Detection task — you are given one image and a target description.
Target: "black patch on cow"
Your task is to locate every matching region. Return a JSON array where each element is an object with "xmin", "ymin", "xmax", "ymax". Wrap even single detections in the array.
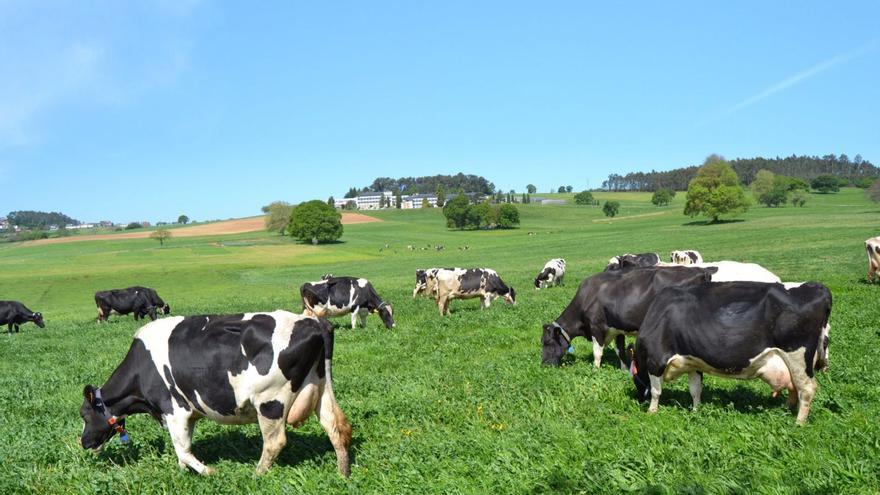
[
  {"xmin": 241, "ymin": 314, "xmax": 277, "ymax": 375},
  {"xmin": 485, "ymin": 273, "xmax": 510, "ymax": 295},
  {"xmin": 163, "ymin": 365, "xmax": 194, "ymax": 411},
  {"xmin": 278, "ymin": 318, "xmax": 331, "ymax": 392},
  {"xmin": 167, "ymin": 314, "xmax": 272, "ymax": 416},
  {"xmin": 687, "ymin": 251, "xmax": 699, "ymax": 263},
  {"xmin": 458, "ymin": 270, "xmax": 484, "ymax": 292},
  {"xmin": 259, "ymin": 400, "xmax": 284, "ymax": 419}
]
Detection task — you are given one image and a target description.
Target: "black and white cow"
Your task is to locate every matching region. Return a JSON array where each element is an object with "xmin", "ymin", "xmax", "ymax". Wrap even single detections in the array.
[
  {"xmin": 866, "ymin": 236, "xmax": 880, "ymax": 282},
  {"xmin": 604, "ymin": 252, "xmax": 661, "ymax": 271},
  {"xmin": 631, "ymin": 281, "xmax": 831, "ymax": 424},
  {"xmin": 434, "ymin": 268, "xmax": 516, "ymax": 315},
  {"xmin": 301, "ymin": 276, "xmax": 394, "ymax": 329},
  {"xmin": 534, "ymin": 259, "xmax": 566, "ymax": 289},
  {"xmin": 95, "ymin": 287, "xmax": 168, "ymax": 323},
  {"xmin": 541, "ymin": 266, "xmax": 718, "ymax": 369},
  {"xmin": 79, "ymin": 311, "xmax": 352, "ymax": 476},
  {"xmin": 0, "ymin": 301, "xmax": 45, "ymax": 333},
  {"xmin": 670, "ymin": 250, "xmax": 703, "ymax": 265}
]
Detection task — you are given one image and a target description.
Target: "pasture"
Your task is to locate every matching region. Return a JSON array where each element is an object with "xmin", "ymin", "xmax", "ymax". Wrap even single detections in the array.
[{"xmin": 1, "ymin": 189, "xmax": 879, "ymax": 494}]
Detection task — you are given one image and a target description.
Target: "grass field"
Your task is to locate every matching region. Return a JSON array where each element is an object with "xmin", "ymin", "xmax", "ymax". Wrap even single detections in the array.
[{"xmin": 1, "ymin": 189, "xmax": 879, "ymax": 494}]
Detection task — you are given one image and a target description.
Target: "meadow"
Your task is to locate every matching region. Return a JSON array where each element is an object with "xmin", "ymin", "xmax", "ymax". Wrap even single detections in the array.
[{"xmin": 1, "ymin": 189, "xmax": 878, "ymax": 494}]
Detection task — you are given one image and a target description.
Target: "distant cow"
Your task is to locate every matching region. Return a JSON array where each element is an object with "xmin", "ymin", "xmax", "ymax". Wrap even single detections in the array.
[
  {"xmin": 866, "ymin": 236, "xmax": 880, "ymax": 282},
  {"xmin": 534, "ymin": 259, "xmax": 566, "ymax": 289},
  {"xmin": 95, "ymin": 287, "xmax": 168, "ymax": 323},
  {"xmin": 670, "ymin": 250, "xmax": 703, "ymax": 265},
  {"xmin": 605, "ymin": 252, "xmax": 661, "ymax": 271},
  {"xmin": 79, "ymin": 311, "xmax": 351, "ymax": 476},
  {"xmin": 542, "ymin": 266, "xmax": 717, "ymax": 369},
  {"xmin": 301, "ymin": 276, "xmax": 394, "ymax": 329},
  {"xmin": 435, "ymin": 268, "xmax": 516, "ymax": 316},
  {"xmin": 0, "ymin": 301, "xmax": 45, "ymax": 333},
  {"xmin": 631, "ymin": 281, "xmax": 831, "ymax": 424}
]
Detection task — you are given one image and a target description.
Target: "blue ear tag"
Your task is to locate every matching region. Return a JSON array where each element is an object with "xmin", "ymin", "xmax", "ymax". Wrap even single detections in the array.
[
  {"xmin": 567, "ymin": 346, "xmax": 574, "ymax": 354},
  {"xmin": 119, "ymin": 432, "xmax": 130, "ymax": 443}
]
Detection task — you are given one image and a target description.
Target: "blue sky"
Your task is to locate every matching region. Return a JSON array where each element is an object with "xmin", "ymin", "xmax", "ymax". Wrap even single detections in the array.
[{"xmin": 1, "ymin": 1, "xmax": 878, "ymax": 223}]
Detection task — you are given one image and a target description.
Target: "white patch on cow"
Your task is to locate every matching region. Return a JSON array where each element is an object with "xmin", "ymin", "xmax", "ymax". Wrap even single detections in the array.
[
  {"xmin": 591, "ymin": 337, "xmax": 603, "ymax": 368},
  {"xmin": 356, "ymin": 278, "xmax": 368, "ymax": 288},
  {"xmin": 783, "ymin": 282, "xmax": 805, "ymax": 289},
  {"xmin": 698, "ymin": 261, "xmax": 781, "ymax": 283}
]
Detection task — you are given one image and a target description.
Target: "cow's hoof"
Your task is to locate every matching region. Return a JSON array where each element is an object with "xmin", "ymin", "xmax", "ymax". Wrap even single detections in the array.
[
  {"xmin": 202, "ymin": 466, "xmax": 217, "ymax": 476},
  {"xmin": 647, "ymin": 407, "xmax": 658, "ymax": 414},
  {"xmin": 255, "ymin": 466, "xmax": 269, "ymax": 476}
]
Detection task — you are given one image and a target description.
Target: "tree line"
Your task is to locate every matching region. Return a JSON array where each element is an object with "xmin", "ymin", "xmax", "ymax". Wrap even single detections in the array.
[
  {"xmin": 344, "ymin": 173, "xmax": 495, "ymax": 197},
  {"xmin": 601, "ymin": 154, "xmax": 878, "ymax": 192},
  {"xmin": 6, "ymin": 210, "xmax": 79, "ymax": 228}
]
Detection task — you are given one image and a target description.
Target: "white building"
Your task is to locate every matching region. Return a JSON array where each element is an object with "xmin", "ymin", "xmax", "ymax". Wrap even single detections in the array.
[{"xmin": 355, "ymin": 191, "xmax": 394, "ymax": 210}]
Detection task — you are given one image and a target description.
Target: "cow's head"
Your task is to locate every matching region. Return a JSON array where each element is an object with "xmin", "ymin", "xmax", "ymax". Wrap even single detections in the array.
[
  {"xmin": 31, "ymin": 312, "xmax": 45, "ymax": 328},
  {"xmin": 503, "ymin": 287, "xmax": 516, "ymax": 305},
  {"xmin": 629, "ymin": 345, "xmax": 651, "ymax": 402},
  {"xmin": 376, "ymin": 302, "xmax": 395, "ymax": 329},
  {"xmin": 413, "ymin": 270, "xmax": 427, "ymax": 298},
  {"xmin": 541, "ymin": 323, "xmax": 568, "ymax": 366},
  {"xmin": 161, "ymin": 303, "xmax": 171, "ymax": 315},
  {"xmin": 534, "ymin": 268, "xmax": 551, "ymax": 289},
  {"xmin": 80, "ymin": 385, "xmax": 125, "ymax": 450}
]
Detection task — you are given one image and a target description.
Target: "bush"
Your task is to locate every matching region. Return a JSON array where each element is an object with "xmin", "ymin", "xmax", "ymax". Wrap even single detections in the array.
[
  {"xmin": 684, "ymin": 158, "xmax": 750, "ymax": 222},
  {"xmin": 125, "ymin": 222, "xmax": 143, "ymax": 230},
  {"xmin": 791, "ymin": 190, "xmax": 808, "ymax": 207},
  {"xmin": 651, "ymin": 189, "xmax": 675, "ymax": 206},
  {"xmin": 602, "ymin": 201, "xmax": 620, "ymax": 218},
  {"xmin": 867, "ymin": 180, "xmax": 880, "ymax": 203},
  {"xmin": 443, "ymin": 195, "xmax": 519, "ymax": 229},
  {"xmin": 262, "ymin": 201, "xmax": 293, "ymax": 234},
  {"xmin": 811, "ymin": 175, "xmax": 840, "ymax": 193},
  {"xmin": 855, "ymin": 177, "xmax": 877, "ymax": 189},
  {"xmin": 494, "ymin": 203, "xmax": 520, "ymax": 228},
  {"xmin": 574, "ymin": 191, "xmax": 594, "ymax": 205},
  {"xmin": 443, "ymin": 194, "xmax": 471, "ymax": 229},
  {"xmin": 287, "ymin": 200, "xmax": 343, "ymax": 244}
]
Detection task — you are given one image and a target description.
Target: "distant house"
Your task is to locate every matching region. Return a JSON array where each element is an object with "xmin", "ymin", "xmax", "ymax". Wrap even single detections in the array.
[
  {"xmin": 67, "ymin": 223, "xmax": 96, "ymax": 230},
  {"xmin": 99, "ymin": 220, "xmax": 114, "ymax": 228},
  {"xmin": 532, "ymin": 197, "xmax": 566, "ymax": 205},
  {"xmin": 403, "ymin": 193, "xmax": 438, "ymax": 209},
  {"xmin": 355, "ymin": 191, "xmax": 394, "ymax": 210},
  {"xmin": 0, "ymin": 217, "xmax": 7, "ymax": 231}
]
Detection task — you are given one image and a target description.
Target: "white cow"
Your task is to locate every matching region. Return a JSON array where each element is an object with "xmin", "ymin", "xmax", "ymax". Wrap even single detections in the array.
[
  {"xmin": 670, "ymin": 250, "xmax": 703, "ymax": 265},
  {"xmin": 534, "ymin": 258, "xmax": 566, "ymax": 289},
  {"xmin": 866, "ymin": 237, "xmax": 880, "ymax": 282}
]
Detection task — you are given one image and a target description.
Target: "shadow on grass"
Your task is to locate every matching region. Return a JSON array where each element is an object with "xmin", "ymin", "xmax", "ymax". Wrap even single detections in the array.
[
  {"xmin": 681, "ymin": 219, "xmax": 746, "ymax": 226},
  {"xmin": 635, "ymin": 386, "xmax": 792, "ymax": 414}
]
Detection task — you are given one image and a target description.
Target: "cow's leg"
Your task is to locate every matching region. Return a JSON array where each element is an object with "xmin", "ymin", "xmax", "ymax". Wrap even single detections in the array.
[
  {"xmin": 255, "ymin": 409, "xmax": 287, "ymax": 474},
  {"xmin": 350, "ymin": 309, "xmax": 358, "ymax": 330},
  {"xmin": 14, "ymin": 324, "xmax": 20, "ymax": 333},
  {"xmin": 688, "ymin": 372, "xmax": 703, "ymax": 411},
  {"xmin": 6, "ymin": 323, "xmax": 11, "ymax": 334},
  {"xmin": 647, "ymin": 374, "xmax": 664, "ymax": 413},
  {"xmin": 616, "ymin": 335, "xmax": 627, "ymax": 371},
  {"xmin": 315, "ymin": 382, "xmax": 352, "ymax": 477},
  {"xmin": 794, "ymin": 377, "xmax": 817, "ymax": 425},
  {"xmin": 591, "ymin": 337, "xmax": 603, "ymax": 368},
  {"xmin": 166, "ymin": 414, "xmax": 214, "ymax": 475},
  {"xmin": 437, "ymin": 296, "xmax": 449, "ymax": 316},
  {"xmin": 481, "ymin": 295, "xmax": 491, "ymax": 309}
]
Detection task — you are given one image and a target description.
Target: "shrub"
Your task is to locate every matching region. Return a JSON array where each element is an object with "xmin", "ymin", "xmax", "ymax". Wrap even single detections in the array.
[
  {"xmin": 855, "ymin": 177, "xmax": 877, "ymax": 189},
  {"xmin": 791, "ymin": 190, "xmax": 808, "ymax": 207},
  {"xmin": 602, "ymin": 201, "xmax": 620, "ymax": 218},
  {"xmin": 263, "ymin": 201, "xmax": 293, "ymax": 234},
  {"xmin": 494, "ymin": 203, "xmax": 520, "ymax": 228},
  {"xmin": 125, "ymin": 222, "xmax": 143, "ymax": 230},
  {"xmin": 651, "ymin": 189, "xmax": 675, "ymax": 206},
  {"xmin": 574, "ymin": 191, "xmax": 594, "ymax": 205},
  {"xmin": 811, "ymin": 175, "xmax": 840, "ymax": 193},
  {"xmin": 287, "ymin": 200, "xmax": 343, "ymax": 244},
  {"xmin": 867, "ymin": 180, "xmax": 880, "ymax": 203}
]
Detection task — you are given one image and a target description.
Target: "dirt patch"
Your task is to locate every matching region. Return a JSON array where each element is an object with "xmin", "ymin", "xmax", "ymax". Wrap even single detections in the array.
[{"xmin": 23, "ymin": 212, "xmax": 381, "ymax": 246}]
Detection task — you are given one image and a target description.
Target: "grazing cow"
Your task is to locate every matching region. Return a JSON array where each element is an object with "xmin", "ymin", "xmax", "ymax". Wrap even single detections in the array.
[
  {"xmin": 301, "ymin": 276, "xmax": 394, "ymax": 329},
  {"xmin": 631, "ymin": 281, "xmax": 831, "ymax": 424},
  {"xmin": 0, "ymin": 301, "xmax": 45, "ymax": 333},
  {"xmin": 604, "ymin": 252, "xmax": 661, "ymax": 271},
  {"xmin": 542, "ymin": 266, "xmax": 717, "ymax": 369},
  {"xmin": 866, "ymin": 236, "xmax": 880, "ymax": 282},
  {"xmin": 413, "ymin": 267, "xmax": 462, "ymax": 299},
  {"xmin": 130, "ymin": 286, "xmax": 171, "ymax": 315},
  {"xmin": 670, "ymin": 250, "xmax": 703, "ymax": 265},
  {"xmin": 95, "ymin": 287, "xmax": 164, "ymax": 323},
  {"xmin": 434, "ymin": 268, "xmax": 516, "ymax": 316},
  {"xmin": 79, "ymin": 311, "xmax": 352, "ymax": 475},
  {"xmin": 534, "ymin": 259, "xmax": 566, "ymax": 289}
]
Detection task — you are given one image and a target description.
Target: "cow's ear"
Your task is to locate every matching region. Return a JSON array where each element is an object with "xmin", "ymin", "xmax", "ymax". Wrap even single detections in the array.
[{"xmin": 83, "ymin": 385, "xmax": 96, "ymax": 404}]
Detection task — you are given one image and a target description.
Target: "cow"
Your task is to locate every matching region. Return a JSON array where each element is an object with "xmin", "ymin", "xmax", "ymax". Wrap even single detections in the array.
[
  {"xmin": 0, "ymin": 301, "xmax": 45, "ymax": 333},
  {"xmin": 413, "ymin": 268, "xmax": 461, "ymax": 298},
  {"xmin": 670, "ymin": 250, "xmax": 703, "ymax": 265},
  {"xmin": 631, "ymin": 281, "xmax": 831, "ymax": 424},
  {"xmin": 541, "ymin": 266, "xmax": 717, "ymax": 369},
  {"xmin": 866, "ymin": 236, "xmax": 880, "ymax": 282},
  {"xmin": 79, "ymin": 311, "xmax": 352, "ymax": 475},
  {"xmin": 604, "ymin": 252, "xmax": 661, "ymax": 271},
  {"xmin": 434, "ymin": 268, "xmax": 516, "ymax": 316},
  {"xmin": 301, "ymin": 276, "xmax": 394, "ymax": 329},
  {"xmin": 534, "ymin": 259, "xmax": 566, "ymax": 289},
  {"xmin": 95, "ymin": 287, "xmax": 164, "ymax": 323},
  {"xmin": 695, "ymin": 261, "xmax": 780, "ymax": 283},
  {"xmin": 130, "ymin": 286, "xmax": 171, "ymax": 315}
]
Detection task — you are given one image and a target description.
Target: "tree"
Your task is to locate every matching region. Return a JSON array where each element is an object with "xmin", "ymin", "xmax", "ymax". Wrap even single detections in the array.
[
  {"xmin": 651, "ymin": 189, "xmax": 675, "ymax": 206},
  {"xmin": 565, "ymin": 185, "xmax": 573, "ymax": 193},
  {"xmin": 495, "ymin": 203, "xmax": 520, "ymax": 228},
  {"xmin": 263, "ymin": 201, "xmax": 293, "ymax": 234},
  {"xmin": 557, "ymin": 186, "xmax": 566, "ymax": 193},
  {"xmin": 150, "ymin": 228, "xmax": 172, "ymax": 246},
  {"xmin": 791, "ymin": 190, "xmax": 808, "ymax": 207},
  {"xmin": 327, "ymin": 196, "xmax": 335, "ymax": 206},
  {"xmin": 867, "ymin": 180, "xmax": 880, "ymax": 203},
  {"xmin": 811, "ymin": 175, "xmax": 840, "ymax": 193},
  {"xmin": 344, "ymin": 187, "xmax": 359, "ymax": 199},
  {"xmin": 521, "ymin": 193, "xmax": 527, "ymax": 203},
  {"xmin": 344, "ymin": 200, "xmax": 357, "ymax": 210},
  {"xmin": 683, "ymin": 158, "xmax": 750, "ymax": 222},
  {"xmin": 855, "ymin": 177, "xmax": 877, "ymax": 189},
  {"xmin": 436, "ymin": 185, "xmax": 446, "ymax": 208},
  {"xmin": 602, "ymin": 201, "xmax": 620, "ymax": 218},
  {"xmin": 527, "ymin": 184, "xmax": 537, "ymax": 194},
  {"xmin": 421, "ymin": 197, "xmax": 430, "ymax": 208},
  {"xmin": 287, "ymin": 200, "xmax": 343, "ymax": 244},
  {"xmin": 443, "ymin": 194, "xmax": 471, "ymax": 229},
  {"xmin": 125, "ymin": 222, "xmax": 143, "ymax": 230},
  {"xmin": 750, "ymin": 170, "xmax": 788, "ymax": 207},
  {"xmin": 395, "ymin": 190, "xmax": 402, "ymax": 209},
  {"xmin": 177, "ymin": 215, "xmax": 189, "ymax": 225},
  {"xmin": 468, "ymin": 202, "xmax": 491, "ymax": 229},
  {"xmin": 574, "ymin": 190, "xmax": 595, "ymax": 205}
]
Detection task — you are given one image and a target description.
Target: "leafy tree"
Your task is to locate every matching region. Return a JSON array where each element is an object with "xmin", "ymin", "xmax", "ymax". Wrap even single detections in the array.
[
  {"xmin": 751, "ymin": 170, "xmax": 784, "ymax": 207},
  {"xmin": 855, "ymin": 177, "xmax": 876, "ymax": 189},
  {"xmin": 683, "ymin": 158, "xmax": 750, "ymax": 222},
  {"xmin": 557, "ymin": 186, "xmax": 566, "ymax": 193},
  {"xmin": 344, "ymin": 200, "xmax": 357, "ymax": 210},
  {"xmin": 811, "ymin": 175, "xmax": 841, "ymax": 193},
  {"xmin": 395, "ymin": 190, "xmax": 402, "ymax": 209},
  {"xmin": 602, "ymin": 201, "xmax": 620, "ymax": 218},
  {"xmin": 177, "ymin": 215, "xmax": 189, "ymax": 224},
  {"xmin": 526, "ymin": 184, "xmax": 537, "ymax": 194},
  {"xmin": 495, "ymin": 203, "xmax": 520, "ymax": 228},
  {"xmin": 7, "ymin": 210, "xmax": 78, "ymax": 229},
  {"xmin": 443, "ymin": 194, "xmax": 471, "ymax": 229},
  {"xmin": 468, "ymin": 202, "xmax": 491, "ymax": 229},
  {"xmin": 565, "ymin": 185, "xmax": 573, "ymax": 193},
  {"xmin": 791, "ymin": 190, "xmax": 808, "ymax": 207},
  {"xmin": 263, "ymin": 201, "xmax": 293, "ymax": 234},
  {"xmin": 344, "ymin": 187, "xmax": 359, "ymax": 199},
  {"xmin": 287, "ymin": 200, "xmax": 343, "ymax": 244},
  {"xmin": 867, "ymin": 180, "xmax": 880, "ymax": 203},
  {"xmin": 525, "ymin": 193, "xmax": 531, "ymax": 204},
  {"xmin": 125, "ymin": 222, "xmax": 143, "ymax": 230},
  {"xmin": 327, "ymin": 196, "xmax": 335, "ymax": 206},
  {"xmin": 521, "ymin": 193, "xmax": 527, "ymax": 203},
  {"xmin": 421, "ymin": 197, "xmax": 430, "ymax": 208},
  {"xmin": 651, "ymin": 189, "xmax": 675, "ymax": 206},
  {"xmin": 574, "ymin": 190, "xmax": 595, "ymax": 205},
  {"xmin": 436, "ymin": 185, "xmax": 446, "ymax": 208},
  {"xmin": 150, "ymin": 228, "xmax": 172, "ymax": 246}
]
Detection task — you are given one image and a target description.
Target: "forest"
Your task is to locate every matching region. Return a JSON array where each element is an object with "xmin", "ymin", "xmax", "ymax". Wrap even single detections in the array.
[
  {"xmin": 345, "ymin": 173, "xmax": 495, "ymax": 197},
  {"xmin": 5, "ymin": 210, "xmax": 79, "ymax": 228}
]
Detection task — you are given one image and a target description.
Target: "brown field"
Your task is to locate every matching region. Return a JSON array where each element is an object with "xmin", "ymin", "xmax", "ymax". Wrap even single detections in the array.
[{"xmin": 24, "ymin": 212, "xmax": 380, "ymax": 246}]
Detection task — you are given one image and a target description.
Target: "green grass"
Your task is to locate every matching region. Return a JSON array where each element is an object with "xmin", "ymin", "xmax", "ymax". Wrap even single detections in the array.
[{"xmin": 1, "ymin": 189, "xmax": 879, "ymax": 494}]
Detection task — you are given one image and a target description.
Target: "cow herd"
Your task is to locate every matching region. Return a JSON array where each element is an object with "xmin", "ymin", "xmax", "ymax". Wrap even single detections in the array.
[{"xmin": 5, "ymin": 238, "xmax": 880, "ymax": 477}]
